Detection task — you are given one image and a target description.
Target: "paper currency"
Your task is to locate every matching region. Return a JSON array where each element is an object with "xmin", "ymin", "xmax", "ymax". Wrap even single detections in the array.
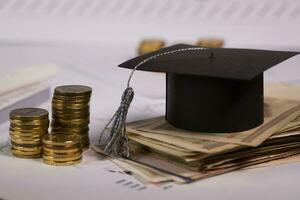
[
  {"xmin": 127, "ymin": 98, "xmax": 300, "ymax": 147},
  {"xmin": 93, "ymin": 84, "xmax": 300, "ymax": 185}
]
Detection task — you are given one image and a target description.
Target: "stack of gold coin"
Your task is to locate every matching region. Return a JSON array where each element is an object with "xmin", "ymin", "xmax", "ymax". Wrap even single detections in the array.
[
  {"xmin": 9, "ymin": 108, "xmax": 49, "ymax": 158},
  {"xmin": 196, "ymin": 38, "xmax": 224, "ymax": 48},
  {"xmin": 42, "ymin": 134, "xmax": 82, "ymax": 166},
  {"xmin": 51, "ymin": 85, "xmax": 92, "ymax": 149},
  {"xmin": 138, "ymin": 39, "xmax": 165, "ymax": 55}
]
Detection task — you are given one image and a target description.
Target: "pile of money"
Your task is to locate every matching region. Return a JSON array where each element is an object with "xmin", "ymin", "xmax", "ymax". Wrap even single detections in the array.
[
  {"xmin": 94, "ymin": 84, "xmax": 300, "ymax": 184},
  {"xmin": 9, "ymin": 108, "xmax": 49, "ymax": 158},
  {"xmin": 51, "ymin": 85, "xmax": 92, "ymax": 149},
  {"xmin": 42, "ymin": 134, "xmax": 82, "ymax": 166},
  {"xmin": 138, "ymin": 39, "xmax": 165, "ymax": 55}
]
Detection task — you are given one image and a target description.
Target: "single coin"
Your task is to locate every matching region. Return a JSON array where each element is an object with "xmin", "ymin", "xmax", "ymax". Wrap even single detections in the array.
[
  {"xmin": 42, "ymin": 134, "xmax": 81, "ymax": 146},
  {"xmin": 10, "ymin": 118, "xmax": 49, "ymax": 126},
  {"xmin": 10, "ymin": 108, "xmax": 49, "ymax": 120},
  {"xmin": 12, "ymin": 145, "xmax": 42, "ymax": 152},
  {"xmin": 43, "ymin": 158, "xmax": 82, "ymax": 166},
  {"xmin": 12, "ymin": 152, "xmax": 41, "ymax": 159},
  {"xmin": 9, "ymin": 130, "xmax": 46, "ymax": 138},
  {"xmin": 9, "ymin": 132, "xmax": 43, "ymax": 140},
  {"xmin": 10, "ymin": 137, "xmax": 42, "ymax": 145},
  {"xmin": 11, "ymin": 147, "xmax": 41, "ymax": 155},
  {"xmin": 10, "ymin": 125, "xmax": 49, "ymax": 131},
  {"xmin": 42, "ymin": 154, "xmax": 82, "ymax": 162},
  {"xmin": 52, "ymin": 103, "xmax": 89, "ymax": 109},
  {"xmin": 43, "ymin": 147, "xmax": 81, "ymax": 153},
  {"xmin": 42, "ymin": 143, "xmax": 81, "ymax": 150},
  {"xmin": 53, "ymin": 93, "xmax": 91, "ymax": 99},
  {"xmin": 54, "ymin": 85, "xmax": 92, "ymax": 96},
  {"xmin": 11, "ymin": 141, "xmax": 42, "ymax": 148},
  {"xmin": 52, "ymin": 97, "xmax": 90, "ymax": 103},
  {"xmin": 42, "ymin": 151, "xmax": 82, "ymax": 158}
]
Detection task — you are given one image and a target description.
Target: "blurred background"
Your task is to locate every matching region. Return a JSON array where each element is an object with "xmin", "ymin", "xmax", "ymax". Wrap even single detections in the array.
[
  {"xmin": 0, "ymin": 0, "xmax": 299, "ymax": 49},
  {"xmin": 0, "ymin": 0, "xmax": 300, "ymax": 140}
]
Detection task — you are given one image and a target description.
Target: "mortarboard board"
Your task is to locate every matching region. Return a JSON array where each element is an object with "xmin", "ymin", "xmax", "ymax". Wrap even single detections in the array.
[{"xmin": 119, "ymin": 44, "xmax": 299, "ymax": 133}]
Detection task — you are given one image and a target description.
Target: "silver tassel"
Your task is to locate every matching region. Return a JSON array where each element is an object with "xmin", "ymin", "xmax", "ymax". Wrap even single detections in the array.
[
  {"xmin": 99, "ymin": 47, "xmax": 207, "ymax": 158},
  {"xmin": 99, "ymin": 87, "xmax": 134, "ymax": 157}
]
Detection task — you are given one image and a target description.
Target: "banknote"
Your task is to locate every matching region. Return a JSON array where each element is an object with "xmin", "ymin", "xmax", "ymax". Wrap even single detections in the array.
[
  {"xmin": 265, "ymin": 83, "xmax": 300, "ymax": 101},
  {"xmin": 93, "ymin": 143, "xmax": 300, "ymax": 184},
  {"xmin": 93, "ymin": 84, "xmax": 300, "ymax": 185},
  {"xmin": 92, "ymin": 145, "xmax": 187, "ymax": 184},
  {"xmin": 278, "ymin": 116, "xmax": 300, "ymax": 133},
  {"xmin": 128, "ymin": 130, "xmax": 240, "ymax": 154},
  {"xmin": 127, "ymin": 98, "xmax": 300, "ymax": 147}
]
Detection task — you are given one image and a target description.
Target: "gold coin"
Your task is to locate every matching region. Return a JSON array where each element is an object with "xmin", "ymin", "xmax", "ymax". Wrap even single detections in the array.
[
  {"xmin": 52, "ymin": 118, "xmax": 89, "ymax": 124},
  {"xmin": 53, "ymin": 93, "xmax": 91, "ymax": 99},
  {"xmin": 43, "ymin": 151, "xmax": 82, "ymax": 158},
  {"xmin": 9, "ymin": 127, "xmax": 48, "ymax": 132},
  {"xmin": 52, "ymin": 100, "xmax": 90, "ymax": 106},
  {"xmin": 42, "ymin": 134, "xmax": 81, "ymax": 146},
  {"xmin": 52, "ymin": 104, "xmax": 89, "ymax": 110},
  {"xmin": 10, "ymin": 119, "xmax": 49, "ymax": 124},
  {"xmin": 50, "ymin": 129, "xmax": 89, "ymax": 140},
  {"xmin": 81, "ymin": 139, "xmax": 90, "ymax": 149},
  {"xmin": 11, "ymin": 147, "xmax": 41, "ymax": 155},
  {"xmin": 10, "ymin": 132, "xmax": 43, "ymax": 140},
  {"xmin": 12, "ymin": 145, "xmax": 42, "ymax": 152},
  {"xmin": 10, "ymin": 108, "xmax": 49, "ymax": 120},
  {"xmin": 80, "ymin": 135, "xmax": 90, "ymax": 140},
  {"xmin": 12, "ymin": 152, "xmax": 41, "ymax": 159},
  {"xmin": 9, "ymin": 131, "xmax": 46, "ymax": 138},
  {"xmin": 43, "ymin": 154, "xmax": 82, "ymax": 162},
  {"xmin": 52, "ymin": 108, "xmax": 90, "ymax": 114},
  {"xmin": 196, "ymin": 38, "xmax": 224, "ymax": 48},
  {"xmin": 43, "ymin": 142, "xmax": 82, "ymax": 151},
  {"xmin": 9, "ymin": 126, "xmax": 48, "ymax": 132},
  {"xmin": 138, "ymin": 39, "xmax": 165, "ymax": 55},
  {"xmin": 52, "ymin": 98, "xmax": 90, "ymax": 104},
  {"xmin": 51, "ymin": 126, "xmax": 89, "ymax": 132},
  {"xmin": 43, "ymin": 146, "xmax": 81, "ymax": 153},
  {"xmin": 10, "ymin": 119, "xmax": 49, "ymax": 126},
  {"xmin": 43, "ymin": 158, "xmax": 82, "ymax": 166},
  {"xmin": 51, "ymin": 122, "xmax": 89, "ymax": 127},
  {"xmin": 51, "ymin": 122, "xmax": 89, "ymax": 129},
  {"xmin": 52, "ymin": 109, "xmax": 89, "ymax": 114},
  {"xmin": 54, "ymin": 85, "xmax": 92, "ymax": 96},
  {"xmin": 10, "ymin": 133, "xmax": 42, "ymax": 141},
  {"xmin": 11, "ymin": 141, "xmax": 42, "ymax": 148},
  {"xmin": 10, "ymin": 137, "xmax": 41, "ymax": 145},
  {"xmin": 52, "ymin": 116, "xmax": 90, "ymax": 122}
]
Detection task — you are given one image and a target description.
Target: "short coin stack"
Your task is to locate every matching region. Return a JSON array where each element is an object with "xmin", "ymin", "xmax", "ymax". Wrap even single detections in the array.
[
  {"xmin": 138, "ymin": 39, "xmax": 165, "ymax": 55},
  {"xmin": 42, "ymin": 134, "xmax": 82, "ymax": 166},
  {"xmin": 51, "ymin": 85, "xmax": 92, "ymax": 149},
  {"xmin": 9, "ymin": 108, "xmax": 49, "ymax": 158},
  {"xmin": 196, "ymin": 38, "xmax": 224, "ymax": 48}
]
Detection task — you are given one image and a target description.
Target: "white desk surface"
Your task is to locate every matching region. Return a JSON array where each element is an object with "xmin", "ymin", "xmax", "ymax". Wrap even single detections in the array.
[{"xmin": 0, "ymin": 42, "xmax": 300, "ymax": 200}]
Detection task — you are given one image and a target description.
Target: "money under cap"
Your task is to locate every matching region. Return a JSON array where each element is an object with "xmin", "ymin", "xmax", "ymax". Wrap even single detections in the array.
[{"xmin": 119, "ymin": 44, "xmax": 299, "ymax": 133}]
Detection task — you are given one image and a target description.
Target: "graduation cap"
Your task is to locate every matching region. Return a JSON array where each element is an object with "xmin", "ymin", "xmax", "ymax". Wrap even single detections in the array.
[
  {"xmin": 99, "ymin": 44, "xmax": 298, "ymax": 158},
  {"xmin": 119, "ymin": 44, "xmax": 298, "ymax": 133}
]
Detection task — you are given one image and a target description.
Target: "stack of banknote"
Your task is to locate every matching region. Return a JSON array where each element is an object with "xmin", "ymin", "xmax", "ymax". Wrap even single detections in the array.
[{"xmin": 93, "ymin": 84, "xmax": 300, "ymax": 184}]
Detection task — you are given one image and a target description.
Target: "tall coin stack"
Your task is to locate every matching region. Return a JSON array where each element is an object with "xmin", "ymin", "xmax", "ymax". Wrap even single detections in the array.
[
  {"xmin": 42, "ymin": 134, "xmax": 82, "ymax": 166},
  {"xmin": 9, "ymin": 108, "xmax": 49, "ymax": 158},
  {"xmin": 51, "ymin": 85, "xmax": 92, "ymax": 149}
]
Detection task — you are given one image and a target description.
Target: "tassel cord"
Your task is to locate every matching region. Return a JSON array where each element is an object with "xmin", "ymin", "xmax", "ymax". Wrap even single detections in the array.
[{"xmin": 100, "ymin": 47, "xmax": 207, "ymax": 158}]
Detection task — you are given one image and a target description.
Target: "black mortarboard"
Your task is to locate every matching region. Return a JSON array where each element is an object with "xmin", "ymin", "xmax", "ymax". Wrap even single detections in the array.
[{"xmin": 119, "ymin": 44, "xmax": 299, "ymax": 133}]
